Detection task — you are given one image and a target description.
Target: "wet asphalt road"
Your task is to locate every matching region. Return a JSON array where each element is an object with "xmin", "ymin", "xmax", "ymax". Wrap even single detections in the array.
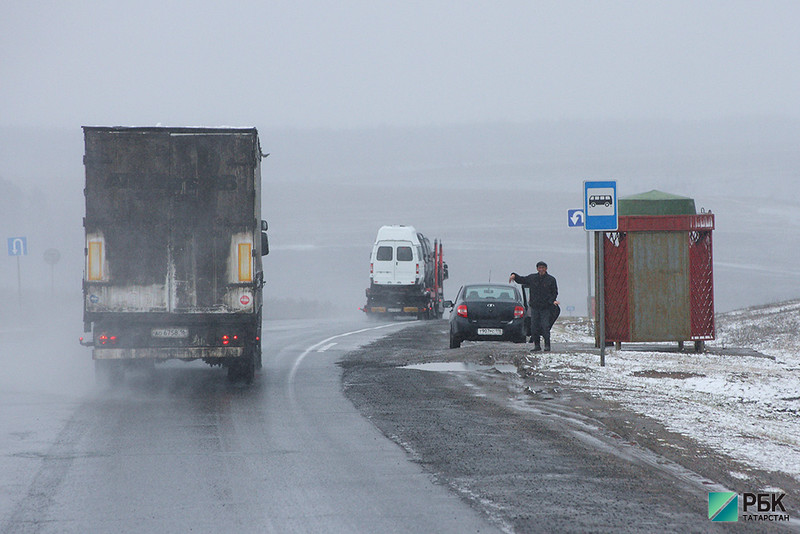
[
  {"xmin": 2, "ymin": 316, "xmax": 797, "ymax": 533},
  {"xmin": 0, "ymin": 317, "xmax": 498, "ymax": 534}
]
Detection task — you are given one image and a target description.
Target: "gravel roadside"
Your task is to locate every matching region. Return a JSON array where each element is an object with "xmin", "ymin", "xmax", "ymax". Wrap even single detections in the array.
[{"xmin": 340, "ymin": 319, "xmax": 798, "ymax": 533}]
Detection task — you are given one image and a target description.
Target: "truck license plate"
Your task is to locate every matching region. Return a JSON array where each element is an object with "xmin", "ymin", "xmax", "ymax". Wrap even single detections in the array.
[
  {"xmin": 477, "ymin": 328, "xmax": 503, "ymax": 336},
  {"xmin": 151, "ymin": 328, "xmax": 189, "ymax": 338}
]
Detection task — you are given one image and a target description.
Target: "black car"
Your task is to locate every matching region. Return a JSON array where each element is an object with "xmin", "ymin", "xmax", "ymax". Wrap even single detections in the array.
[{"xmin": 444, "ymin": 284, "xmax": 526, "ymax": 348}]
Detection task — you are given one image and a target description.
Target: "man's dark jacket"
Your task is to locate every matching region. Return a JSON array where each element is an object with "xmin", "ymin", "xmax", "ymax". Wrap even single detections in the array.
[{"xmin": 511, "ymin": 272, "xmax": 558, "ymax": 309}]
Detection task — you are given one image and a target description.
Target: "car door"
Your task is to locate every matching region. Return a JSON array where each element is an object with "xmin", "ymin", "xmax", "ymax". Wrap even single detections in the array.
[{"xmin": 372, "ymin": 242, "xmax": 395, "ymax": 284}]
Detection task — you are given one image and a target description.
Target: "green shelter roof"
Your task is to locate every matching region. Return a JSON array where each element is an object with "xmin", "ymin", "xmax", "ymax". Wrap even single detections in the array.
[{"xmin": 618, "ymin": 190, "xmax": 696, "ymax": 216}]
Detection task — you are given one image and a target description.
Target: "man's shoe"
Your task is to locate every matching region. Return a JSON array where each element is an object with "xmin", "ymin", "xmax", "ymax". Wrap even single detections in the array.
[
  {"xmin": 531, "ymin": 345, "xmax": 542, "ymax": 352},
  {"xmin": 544, "ymin": 345, "xmax": 551, "ymax": 352}
]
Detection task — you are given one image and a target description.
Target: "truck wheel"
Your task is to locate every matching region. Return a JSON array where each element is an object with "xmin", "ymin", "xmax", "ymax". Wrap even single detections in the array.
[
  {"xmin": 241, "ymin": 355, "xmax": 255, "ymax": 384},
  {"xmin": 227, "ymin": 353, "xmax": 255, "ymax": 384},
  {"xmin": 227, "ymin": 362, "xmax": 238, "ymax": 381},
  {"xmin": 95, "ymin": 360, "xmax": 124, "ymax": 387}
]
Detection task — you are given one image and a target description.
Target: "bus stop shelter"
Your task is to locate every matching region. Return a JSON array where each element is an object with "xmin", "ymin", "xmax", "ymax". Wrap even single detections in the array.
[{"xmin": 595, "ymin": 190, "xmax": 715, "ymax": 352}]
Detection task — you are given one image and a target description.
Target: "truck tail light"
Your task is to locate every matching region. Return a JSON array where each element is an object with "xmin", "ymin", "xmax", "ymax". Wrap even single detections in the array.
[
  {"xmin": 97, "ymin": 333, "xmax": 118, "ymax": 346},
  {"xmin": 456, "ymin": 304, "xmax": 468, "ymax": 318},
  {"xmin": 221, "ymin": 334, "xmax": 240, "ymax": 346},
  {"xmin": 370, "ymin": 263, "xmax": 373, "ymax": 274},
  {"xmin": 416, "ymin": 263, "xmax": 420, "ymax": 275},
  {"xmin": 514, "ymin": 306, "xmax": 525, "ymax": 319}
]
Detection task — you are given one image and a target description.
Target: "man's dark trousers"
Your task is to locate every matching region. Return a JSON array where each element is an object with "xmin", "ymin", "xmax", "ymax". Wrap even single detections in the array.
[{"xmin": 530, "ymin": 307, "xmax": 551, "ymax": 349}]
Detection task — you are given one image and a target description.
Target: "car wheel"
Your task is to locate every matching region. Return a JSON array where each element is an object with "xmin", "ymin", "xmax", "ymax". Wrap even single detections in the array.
[{"xmin": 449, "ymin": 333, "xmax": 461, "ymax": 349}]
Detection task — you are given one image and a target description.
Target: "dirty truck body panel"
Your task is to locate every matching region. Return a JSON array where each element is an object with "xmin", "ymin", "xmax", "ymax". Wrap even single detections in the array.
[{"xmin": 82, "ymin": 127, "xmax": 265, "ymax": 376}]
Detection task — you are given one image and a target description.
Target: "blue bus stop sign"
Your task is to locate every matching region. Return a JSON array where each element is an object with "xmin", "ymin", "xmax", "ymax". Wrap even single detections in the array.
[
  {"xmin": 583, "ymin": 181, "xmax": 618, "ymax": 231},
  {"xmin": 7, "ymin": 237, "xmax": 27, "ymax": 256}
]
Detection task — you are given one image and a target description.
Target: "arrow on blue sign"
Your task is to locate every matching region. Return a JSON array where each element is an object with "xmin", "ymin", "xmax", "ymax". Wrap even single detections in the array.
[
  {"xmin": 7, "ymin": 237, "xmax": 27, "ymax": 256},
  {"xmin": 568, "ymin": 209, "xmax": 584, "ymax": 227}
]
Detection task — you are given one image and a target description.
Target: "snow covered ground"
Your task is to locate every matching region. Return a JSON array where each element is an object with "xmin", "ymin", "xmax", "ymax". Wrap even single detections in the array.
[{"xmin": 544, "ymin": 299, "xmax": 800, "ymax": 484}]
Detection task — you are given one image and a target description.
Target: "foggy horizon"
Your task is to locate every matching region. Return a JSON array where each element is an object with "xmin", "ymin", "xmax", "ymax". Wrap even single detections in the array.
[
  {"xmin": 3, "ymin": 2, "xmax": 800, "ymax": 130},
  {"xmin": 2, "ymin": 2, "xmax": 800, "ymax": 319}
]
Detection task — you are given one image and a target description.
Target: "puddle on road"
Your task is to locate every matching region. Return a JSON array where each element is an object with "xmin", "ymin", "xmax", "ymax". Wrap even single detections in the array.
[{"xmin": 401, "ymin": 362, "xmax": 519, "ymax": 374}]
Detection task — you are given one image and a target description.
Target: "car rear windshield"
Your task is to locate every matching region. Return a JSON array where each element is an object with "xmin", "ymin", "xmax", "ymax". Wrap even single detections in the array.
[
  {"xmin": 397, "ymin": 246, "xmax": 413, "ymax": 261},
  {"xmin": 463, "ymin": 286, "xmax": 518, "ymax": 301},
  {"xmin": 376, "ymin": 246, "xmax": 393, "ymax": 261}
]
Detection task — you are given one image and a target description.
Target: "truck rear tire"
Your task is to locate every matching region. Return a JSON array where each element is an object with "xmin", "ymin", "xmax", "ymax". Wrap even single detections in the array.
[
  {"xmin": 95, "ymin": 360, "xmax": 124, "ymax": 387},
  {"xmin": 227, "ymin": 352, "xmax": 255, "ymax": 384}
]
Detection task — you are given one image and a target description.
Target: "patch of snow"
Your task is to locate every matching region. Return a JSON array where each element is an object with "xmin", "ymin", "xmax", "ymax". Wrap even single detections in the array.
[{"xmin": 546, "ymin": 300, "xmax": 800, "ymax": 483}]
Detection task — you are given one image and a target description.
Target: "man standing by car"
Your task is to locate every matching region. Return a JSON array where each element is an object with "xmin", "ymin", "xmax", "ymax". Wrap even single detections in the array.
[{"xmin": 509, "ymin": 261, "xmax": 558, "ymax": 351}]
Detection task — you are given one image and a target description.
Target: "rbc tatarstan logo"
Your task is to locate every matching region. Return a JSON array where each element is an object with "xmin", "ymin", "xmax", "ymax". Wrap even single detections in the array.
[
  {"xmin": 709, "ymin": 491, "xmax": 789, "ymax": 523},
  {"xmin": 708, "ymin": 492, "xmax": 738, "ymax": 522}
]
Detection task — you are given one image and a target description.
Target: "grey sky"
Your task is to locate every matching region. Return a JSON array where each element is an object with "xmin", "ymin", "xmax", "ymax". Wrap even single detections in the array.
[{"xmin": 2, "ymin": 1, "xmax": 799, "ymax": 129}]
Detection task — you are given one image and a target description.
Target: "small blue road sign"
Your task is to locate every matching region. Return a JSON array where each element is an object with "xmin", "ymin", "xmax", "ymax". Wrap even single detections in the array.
[
  {"xmin": 568, "ymin": 209, "xmax": 584, "ymax": 227},
  {"xmin": 583, "ymin": 181, "xmax": 618, "ymax": 231},
  {"xmin": 7, "ymin": 237, "xmax": 27, "ymax": 256}
]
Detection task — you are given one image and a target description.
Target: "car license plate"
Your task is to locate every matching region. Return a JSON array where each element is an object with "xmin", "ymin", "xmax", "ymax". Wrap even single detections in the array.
[
  {"xmin": 387, "ymin": 308, "xmax": 402, "ymax": 313},
  {"xmin": 477, "ymin": 328, "xmax": 503, "ymax": 336},
  {"xmin": 151, "ymin": 328, "xmax": 189, "ymax": 338}
]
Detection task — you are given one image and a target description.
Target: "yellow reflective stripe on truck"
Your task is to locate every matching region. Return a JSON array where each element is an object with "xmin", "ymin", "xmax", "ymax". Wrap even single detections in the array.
[
  {"xmin": 88, "ymin": 241, "xmax": 103, "ymax": 281},
  {"xmin": 238, "ymin": 243, "xmax": 252, "ymax": 282}
]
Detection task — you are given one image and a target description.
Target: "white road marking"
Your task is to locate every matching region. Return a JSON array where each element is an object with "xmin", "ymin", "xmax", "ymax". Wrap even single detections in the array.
[
  {"xmin": 288, "ymin": 322, "xmax": 406, "ymax": 385},
  {"xmin": 317, "ymin": 342, "xmax": 337, "ymax": 352}
]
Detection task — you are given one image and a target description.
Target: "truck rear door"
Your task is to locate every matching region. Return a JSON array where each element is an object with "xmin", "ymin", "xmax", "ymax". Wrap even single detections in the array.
[
  {"xmin": 372, "ymin": 240, "xmax": 417, "ymax": 285},
  {"xmin": 83, "ymin": 129, "xmax": 259, "ymax": 316},
  {"xmin": 168, "ymin": 132, "xmax": 257, "ymax": 314}
]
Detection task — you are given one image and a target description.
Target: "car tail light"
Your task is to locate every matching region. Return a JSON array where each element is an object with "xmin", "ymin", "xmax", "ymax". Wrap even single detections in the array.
[
  {"xmin": 456, "ymin": 304, "xmax": 468, "ymax": 318},
  {"xmin": 370, "ymin": 263, "xmax": 373, "ymax": 274},
  {"xmin": 222, "ymin": 335, "xmax": 230, "ymax": 346},
  {"xmin": 514, "ymin": 306, "xmax": 525, "ymax": 319},
  {"xmin": 416, "ymin": 263, "xmax": 420, "ymax": 275}
]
